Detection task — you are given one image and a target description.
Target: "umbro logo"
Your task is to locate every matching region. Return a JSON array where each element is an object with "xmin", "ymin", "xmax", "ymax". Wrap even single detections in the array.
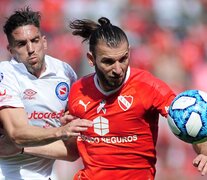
[{"xmin": 23, "ymin": 89, "xmax": 37, "ymax": 100}]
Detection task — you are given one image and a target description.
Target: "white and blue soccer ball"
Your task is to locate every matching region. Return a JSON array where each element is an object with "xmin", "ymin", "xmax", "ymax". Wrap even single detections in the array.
[{"xmin": 167, "ymin": 89, "xmax": 207, "ymax": 144}]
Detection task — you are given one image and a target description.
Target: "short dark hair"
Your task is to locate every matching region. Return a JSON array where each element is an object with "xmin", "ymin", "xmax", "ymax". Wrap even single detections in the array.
[
  {"xmin": 70, "ymin": 17, "xmax": 128, "ymax": 57},
  {"xmin": 3, "ymin": 6, "xmax": 41, "ymax": 44}
]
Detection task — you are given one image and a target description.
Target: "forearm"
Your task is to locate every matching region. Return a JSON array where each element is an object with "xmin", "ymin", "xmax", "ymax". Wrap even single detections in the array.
[
  {"xmin": 24, "ymin": 138, "xmax": 79, "ymax": 161},
  {"xmin": 11, "ymin": 126, "xmax": 64, "ymax": 147},
  {"xmin": 0, "ymin": 128, "xmax": 77, "ymax": 159},
  {"xmin": 0, "ymin": 107, "xmax": 92, "ymax": 147},
  {"xmin": 193, "ymin": 141, "xmax": 207, "ymax": 155},
  {"xmin": 0, "ymin": 108, "xmax": 63, "ymax": 147}
]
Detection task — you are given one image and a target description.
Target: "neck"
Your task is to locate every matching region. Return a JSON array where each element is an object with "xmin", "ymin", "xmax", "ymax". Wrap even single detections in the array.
[
  {"xmin": 35, "ymin": 65, "xmax": 46, "ymax": 78},
  {"xmin": 96, "ymin": 78, "xmax": 109, "ymax": 91}
]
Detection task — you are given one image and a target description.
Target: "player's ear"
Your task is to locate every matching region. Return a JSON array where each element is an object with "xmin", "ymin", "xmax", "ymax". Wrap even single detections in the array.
[
  {"xmin": 42, "ymin": 35, "xmax": 47, "ymax": 50},
  {"xmin": 7, "ymin": 44, "xmax": 14, "ymax": 54},
  {"xmin": 87, "ymin": 52, "xmax": 95, "ymax": 67}
]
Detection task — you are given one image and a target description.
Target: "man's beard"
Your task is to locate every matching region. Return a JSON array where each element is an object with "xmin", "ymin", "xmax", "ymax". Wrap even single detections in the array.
[
  {"xmin": 25, "ymin": 58, "xmax": 45, "ymax": 77},
  {"xmin": 95, "ymin": 64, "xmax": 125, "ymax": 91}
]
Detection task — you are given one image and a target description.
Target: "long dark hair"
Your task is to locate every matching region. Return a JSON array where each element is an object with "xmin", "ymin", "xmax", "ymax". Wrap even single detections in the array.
[{"xmin": 70, "ymin": 17, "xmax": 129, "ymax": 57}]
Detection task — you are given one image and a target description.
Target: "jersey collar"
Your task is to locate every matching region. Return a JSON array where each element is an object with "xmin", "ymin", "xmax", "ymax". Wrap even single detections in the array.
[{"xmin": 10, "ymin": 55, "xmax": 56, "ymax": 78}]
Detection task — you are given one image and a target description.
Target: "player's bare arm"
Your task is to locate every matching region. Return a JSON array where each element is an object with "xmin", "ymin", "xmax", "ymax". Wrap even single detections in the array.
[
  {"xmin": 0, "ymin": 130, "xmax": 79, "ymax": 161},
  {"xmin": 0, "ymin": 115, "xmax": 80, "ymax": 161},
  {"xmin": 0, "ymin": 107, "xmax": 93, "ymax": 147},
  {"xmin": 23, "ymin": 137, "xmax": 79, "ymax": 161},
  {"xmin": 193, "ymin": 142, "xmax": 207, "ymax": 176}
]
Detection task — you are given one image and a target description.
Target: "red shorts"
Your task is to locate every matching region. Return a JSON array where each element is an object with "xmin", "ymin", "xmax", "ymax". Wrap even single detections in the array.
[{"xmin": 73, "ymin": 167, "xmax": 155, "ymax": 180}]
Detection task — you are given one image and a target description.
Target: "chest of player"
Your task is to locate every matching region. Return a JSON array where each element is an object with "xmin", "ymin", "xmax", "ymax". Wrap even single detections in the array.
[
  {"xmin": 73, "ymin": 88, "xmax": 156, "ymax": 136},
  {"xmin": 19, "ymin": 76, "xmax": 70, "ymax": 127}
]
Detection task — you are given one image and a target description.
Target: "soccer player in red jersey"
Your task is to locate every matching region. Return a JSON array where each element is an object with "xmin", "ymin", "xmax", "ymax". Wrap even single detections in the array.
[{"xmin": 67, "ymin": 17, "xmax": 176, "ymax": 180}]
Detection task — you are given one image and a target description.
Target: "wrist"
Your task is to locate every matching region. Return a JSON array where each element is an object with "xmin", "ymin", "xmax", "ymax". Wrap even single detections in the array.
[{"xmin": 56, "ymin": 127, "xmax": 68, "ymax": 141}]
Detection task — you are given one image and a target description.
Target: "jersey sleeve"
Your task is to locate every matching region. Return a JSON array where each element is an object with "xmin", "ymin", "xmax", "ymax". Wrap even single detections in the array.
[
  {"xmin": 63, "ymin": 63, "xmax": 77, "ymax": 86},
  {"xmin": 151, "ymin": 78, "xmax": 176, "ymax": 117},
  {"xmin": 0, "ymin": 62, "xmax": 24, "ymax": 108},
  {"xmin": 139, "ymin": 71, "xmax": 176, "ymax": 117}
]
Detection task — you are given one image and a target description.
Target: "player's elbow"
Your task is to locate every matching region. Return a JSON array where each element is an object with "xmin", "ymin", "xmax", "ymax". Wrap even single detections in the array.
[
  {"xmin": 9, "ymin": 132, "xmax": 28, "ymax": 147},
  {"xmin": 67, "ymin": 154, "xmax": 80, "ymax": 162},
  {"xmin": 10, "ymin": 136, "xmax": 24, "ymax": 147},
  {"xmin": 56, "ymin": 152, "xmax": 79, "ymax": 161}
]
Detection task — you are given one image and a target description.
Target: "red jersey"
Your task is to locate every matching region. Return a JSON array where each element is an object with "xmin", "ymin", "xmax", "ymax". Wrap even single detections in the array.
[{"xmin": 68, "ymin": 67, "xmax": 176, "ymax": 180}]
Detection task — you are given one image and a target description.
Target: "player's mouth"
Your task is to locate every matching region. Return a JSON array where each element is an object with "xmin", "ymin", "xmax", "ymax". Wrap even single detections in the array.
[
  {"xmin": 28, "ymin": 56, "xmax": 38, "ymax": 64},
  {"xmin": 110, "ymin": 75, "xmax": 123, "ymax": 81}
]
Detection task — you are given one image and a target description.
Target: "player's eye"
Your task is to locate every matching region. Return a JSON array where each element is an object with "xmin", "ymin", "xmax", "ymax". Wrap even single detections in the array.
[
  {"xmin": 32, "ymin": 37, "xmax": 40, "ymax": 43},
  {"xmin": 17, "ymin": 41, "xmax": 27, "ymax": 47}
]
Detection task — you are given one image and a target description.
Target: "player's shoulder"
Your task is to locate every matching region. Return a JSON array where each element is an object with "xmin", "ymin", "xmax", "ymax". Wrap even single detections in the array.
[
  {"xmin": 45, "ymin": 55, "xmax": 69, "ymax": 68},
  {"xmin": 69, "ymin": 73, "xmax": 95, "ymax": 100},
  {"xmin": 0, "ymin": 60, "xmax": 21, "ymax": 84},
  {"xmin": 45, "ymin": 55, "xmax": 77, "ymax": 78},
  {"xmin": 0, "ymin": 60, "xmax": 12, "ymax": 67},
  {"xmin": 129, "ymin": 67, "xmax": 168, "ymax": 89},
  {"xmin": 130, "ymin": 67, "xmax": 155, "ymax": 81},
  {"xmin": 72, "ymin": 73, "xmax": 94, "ymax": 88},
  {"xmin": 78, "ymin": 73, "xmax": 94, "ymax": 83},
  {"xmin": 0, "ymin": 60, "xmax": 15, "ymax": 72}
]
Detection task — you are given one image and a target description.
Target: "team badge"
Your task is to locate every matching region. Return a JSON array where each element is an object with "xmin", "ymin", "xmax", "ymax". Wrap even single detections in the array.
[
  {"xmin": 0, "ymin": 72, "xmax": 3, "ymax": 82},
  {"xmin": 118, "ymin": 95, "xmax": 133, "ymax": 111},
  {"xmin": 55, "ymin": 82, "xmax": 69, "ymax": 101}
]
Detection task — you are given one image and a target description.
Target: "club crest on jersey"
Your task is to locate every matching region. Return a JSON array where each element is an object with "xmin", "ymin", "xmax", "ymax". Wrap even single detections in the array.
[
  {"xmin": 55, "ymin": 82, "xmax": 69, "ymax": 101},
  {"xmin": 0, "ymin": 72, "xmax": 3, "ymax": 82},
  {"xmin": 118, "ymin": 95, "xmax": 133, "ymax": 111}
]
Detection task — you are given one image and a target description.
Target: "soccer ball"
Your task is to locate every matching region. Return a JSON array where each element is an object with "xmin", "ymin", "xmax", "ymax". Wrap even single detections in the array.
[{"xmin": 167, "ymin": 89, "xmax": 207, "ymax": 144}]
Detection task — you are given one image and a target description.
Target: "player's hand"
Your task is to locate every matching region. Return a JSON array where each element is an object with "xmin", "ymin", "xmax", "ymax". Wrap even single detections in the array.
[
  {"xmin": 64, "ymin": 110, "xmax": 70, "ymax": 116},
  {"xmin": 60, "ymin": 114, "xmax": 77, "ymax": 125},
  {"xmin": 0, "ymin": 128, "xmax": 22, "ymax": 157},
  {"xmin": 60, "ymin": 116, "xmax": 93, "ymax": 140},
  {"xmin": 193, "ymin": 154, "xmax": 207, "ymax": 176}
]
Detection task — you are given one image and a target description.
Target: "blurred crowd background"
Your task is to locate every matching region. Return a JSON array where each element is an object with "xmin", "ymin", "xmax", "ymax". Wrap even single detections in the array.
[{"xmin": 1, "ymin": 0, "xmax": 207, "ymax": 179}]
